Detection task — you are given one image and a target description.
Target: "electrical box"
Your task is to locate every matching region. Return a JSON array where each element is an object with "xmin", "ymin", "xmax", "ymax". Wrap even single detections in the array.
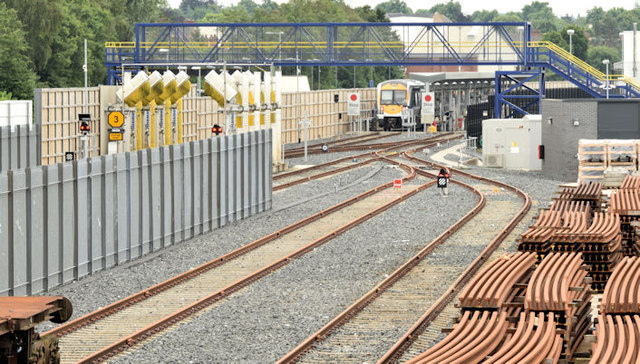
[{"xmin": 482, "ymin": 115, "xmax": 542, "ymax": 170}]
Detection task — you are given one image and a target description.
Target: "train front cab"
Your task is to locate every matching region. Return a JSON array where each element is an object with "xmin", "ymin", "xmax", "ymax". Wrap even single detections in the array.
[{"xmin": 377, "ymin": 81, "xmax": 423, "ymax": 131}]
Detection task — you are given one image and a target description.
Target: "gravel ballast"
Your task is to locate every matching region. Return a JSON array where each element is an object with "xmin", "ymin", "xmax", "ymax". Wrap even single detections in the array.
[
  {"xmin": 40, "ymin": 133, "xmax": 566, "ymax": 363},
  {"xmin": 40, "ymin": 160, "xmax": 405, "ymax": 330},
  {"xmin": 114, "ymin": 182, "xmax": 477, "ymax": 363}
]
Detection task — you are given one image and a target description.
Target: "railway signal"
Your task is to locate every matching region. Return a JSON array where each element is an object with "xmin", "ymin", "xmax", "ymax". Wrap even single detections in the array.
[
  {"xmin": 79, "ymin": 121, "xmax": 90, "ymax": 134},
  {"xmin": 437, "ymin": 168, "xmax": 449, "ymax": 195},
  {"xmin": 211, "ymin": 124, "xmax": 223, "ymax": 135}
]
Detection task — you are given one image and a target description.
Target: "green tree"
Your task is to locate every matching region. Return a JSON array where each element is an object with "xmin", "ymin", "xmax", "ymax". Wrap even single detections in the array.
[
  {"xmin": 426, "ymin": 1, "xmax": 468, "ymax": 22},
  {"xmin": 2, "ymin": 0, "xmax": 63, "ymax": 73},
  {"xmin": 494, "ymin": 12, "xmax": 523, "ymax": 22},
  {"xmin": 355, "ymin": 5, "xmax": 388, "ymax": 23},
  {"xmin": 102, "ymin": 0, "xmax": 167, "ymax": 40},
  {"xmin": 542, "ymin": 25, "xmax": 589, "ymax": 60},
  {"xmin": 522, "ymin": 1, "xmax": 560, "ymax": 33},
  {"xmin": 179, "ymin": 0, "xmax": 220, "ymax": 20},
  {"xmin": 471, "ymin": 10, "xmax": 499, "ymax": 22},
  {"xmin": 587, "ymin": 46, "xmax": 621, "ymax": 73},
  {"xmin": 0, "ymin": 3, "xmax": 37, "ymax": 98},
  {"xmin": 39, "ymin": 4, "xmax": 80, "ymax": 87},
  {"xmin": 375, "ymin": 0, "xmax": 412, "ymax": 15},
  {"xmin": 0, "ymin": 91, "xmax": 12, "ymax": 100}
]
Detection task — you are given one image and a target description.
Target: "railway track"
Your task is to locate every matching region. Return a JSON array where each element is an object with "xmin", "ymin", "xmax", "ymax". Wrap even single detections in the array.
[
  {"xmin": 44, "ymin": 152, "xmax": 435, "ymax": 363},
  {"xmin": 284, "ymin": 132, "xmax": 399, "ymax": 158},
  {"xmin": 380, "ymin": 155, "xmax": 532, "ymax": 363},
  {"xmin": 274, "ymin": 135, "xmax": 458, "ymax": 191},
  {"xmin": 278, "ymin": 153, "xmax": 531, "ymax": 363},
  {"xmin": 285, "ymin": 136, "xmax": 430, "ymax": 158}
]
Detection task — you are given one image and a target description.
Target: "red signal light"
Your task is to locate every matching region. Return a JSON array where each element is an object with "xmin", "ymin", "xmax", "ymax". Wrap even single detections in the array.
[
  {"xmin": 445, "ymin": 173, "xmax": 449, "ymax": 178},
  {"xmin": 211, "ymin": 124, "xmax": 223, "ymax": 135},
  {"xmin": 79, "ymin": 122, "xmax": 90, "ymax": 132}
]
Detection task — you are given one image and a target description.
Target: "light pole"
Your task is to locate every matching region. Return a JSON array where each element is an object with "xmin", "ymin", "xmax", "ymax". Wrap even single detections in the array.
[
  {"xmin": 567, "ymin": 29, "xmax": 574, "ymax": 56},
  {"xmin": 603, "ymin": 59, "xmax": 610, "ymax": 99}
]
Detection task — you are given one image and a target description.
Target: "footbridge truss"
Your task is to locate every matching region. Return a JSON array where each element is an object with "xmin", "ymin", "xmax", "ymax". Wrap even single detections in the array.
[{"xmin": 106, "ymin": 22, "xmax": 640, "ymax": 117}]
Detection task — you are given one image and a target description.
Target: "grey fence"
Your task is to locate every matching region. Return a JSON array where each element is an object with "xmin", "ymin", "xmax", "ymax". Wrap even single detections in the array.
[
  {"xmin": 0, "ymin": 125, "xmax": 41, "ymax": 172},
  {"xmin": 0, "ymin": 129, "xmax": 272, "ymax": 296}
]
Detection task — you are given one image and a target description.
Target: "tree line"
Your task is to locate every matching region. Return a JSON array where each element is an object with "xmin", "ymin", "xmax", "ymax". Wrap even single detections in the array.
[{"xmin": 0, "ymin": 0, "xmax": 637, "ymax": 99}]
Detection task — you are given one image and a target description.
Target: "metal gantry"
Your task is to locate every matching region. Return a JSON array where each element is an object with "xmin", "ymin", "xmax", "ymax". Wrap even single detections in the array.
[
  {"xmin": 106, "ymin": 22, "xmax": 531, "ymax": 84},
  {"xmin": 106, "ymin": 21, "xmax": 640, "ymax": 118}
]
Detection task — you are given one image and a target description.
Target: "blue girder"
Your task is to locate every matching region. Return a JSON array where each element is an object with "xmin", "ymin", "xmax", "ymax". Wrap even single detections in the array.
[{"xmin": 106, "ymin": 21, "xmax": 639, "ymax": 112}]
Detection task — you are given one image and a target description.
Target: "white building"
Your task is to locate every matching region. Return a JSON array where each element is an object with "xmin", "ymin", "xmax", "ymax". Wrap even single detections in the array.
[{"xmin": 616, "ymin": 26, "xmax": 640, "ymax": 80}]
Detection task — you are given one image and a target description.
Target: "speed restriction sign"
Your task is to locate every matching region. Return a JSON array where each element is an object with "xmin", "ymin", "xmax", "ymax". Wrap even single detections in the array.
[{"xmin": 108, "ymin": 111, "xmax": 125, "ymax": 128}]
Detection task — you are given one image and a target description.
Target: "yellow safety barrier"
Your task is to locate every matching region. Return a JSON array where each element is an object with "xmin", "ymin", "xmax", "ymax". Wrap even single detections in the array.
[{"xmin": 529, "ymin": 41, "xmax": 640, "ymax": 94}]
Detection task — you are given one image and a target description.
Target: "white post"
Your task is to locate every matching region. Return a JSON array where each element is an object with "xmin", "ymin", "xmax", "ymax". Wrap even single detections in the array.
[
  {"xmin": 301, "ymin": 110, "xmax": 311, "ymax": 161},
  {"xmin": 83, "ymin": 39, "xmax": 88, "ymax": 113},
  {"xmin": 297, "ymin": 53, "xmax": 301, "ymax": 143},
  {"xmin": 603, "ymin": 59, "xmax": 610, "ymax": 99},
  {"xmin": 304, "ymin": 120, "xmax": 308, "ymax": 161}
]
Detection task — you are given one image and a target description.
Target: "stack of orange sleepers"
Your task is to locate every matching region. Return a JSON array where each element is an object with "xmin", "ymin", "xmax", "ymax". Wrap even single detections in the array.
[
  {"xmin": 524, "ymin": 252, "xmax": 592, "ymax": 357},
  {"xmin": 571, "ymin": 181, "xmax": 603, "ymax": 212},
  {"xmin": 610, "ymin": 175, "xmax": 640, "ymax": 256},
  {"xmin": 406, "ymin": 252, "xmax": 591, "ymax": 363},
  {"xmin": 579, "ymin": 212, "xmax": 623, "ymax": 291},
  {"xmin": 590, "ymin": 256, "xmax": 640, "ymax": 363},
  {"xmin": 547, "ymin": 211, "xmax": 591, "ymax": 252},
  {"xmin": 518, "ymin": 180, "xmax": 621, "ymax": 292},
  {"xmin": 518, "ymin": 210, "xmax": 564, "ymax": 257}
]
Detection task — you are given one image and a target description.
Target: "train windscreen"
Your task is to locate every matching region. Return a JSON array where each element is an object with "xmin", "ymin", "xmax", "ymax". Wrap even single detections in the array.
[{"xmin": 380, "ymin": 90, "xmax": 407, "ymax": 105}]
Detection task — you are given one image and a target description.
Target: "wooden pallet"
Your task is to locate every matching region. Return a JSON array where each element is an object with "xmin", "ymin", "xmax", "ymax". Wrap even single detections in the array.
[{"xmin": 607, "ymin": 142, "xmax": 637, "ymax": 171}]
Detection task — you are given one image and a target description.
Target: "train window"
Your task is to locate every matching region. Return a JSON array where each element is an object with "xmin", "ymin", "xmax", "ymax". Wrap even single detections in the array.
[
  {"xmin": 393, "ymin": 90, "xmax": 406, "ymax": 104},
  {"xmin": 381, "ymin": 90, "xmax": 394, "ymax": 104},
  {"xmin": 380, "ymin": 90, "xmax": 407, "ymax": 105}
]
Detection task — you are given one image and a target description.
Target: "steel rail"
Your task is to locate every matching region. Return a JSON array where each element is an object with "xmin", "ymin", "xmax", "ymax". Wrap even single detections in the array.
[
  {"xmin": 273, "ymin": 157, "xmax": 379, "ymax": 191},
  {"xmin": 46, "ymin": 162, "xmax": 418, "ymax": 339},
  {"xmin": 276, "ymin": 153, "xmax": 487, "ymax": 363},
  {"xmin": 274, "ymin": 134, "xmax": 459, "ymax": 191},
  {"xmin": 284, "ymin": 132, "xmax": 397, "ymax": 156},
  {"xmin": 284, "ymin": 137, "xmax": 445, "ymax": 158},
  {"xmin": 46, "ymin": 155, "xmax": 438, "ymax": 363},
  {"xmin": 377, "ymin": 153, "xmax": 532, "ymax": 363},
  {"xmin": 275, "ymin": 134, "xmax": 449, "ymax": 182},
  {"xmin": 73, "ymin": 163, "xmax": 431, "ymax": 363},
  {"xmin": 274, "ymin": 153, "xmax": 374, "ymax": 181}
]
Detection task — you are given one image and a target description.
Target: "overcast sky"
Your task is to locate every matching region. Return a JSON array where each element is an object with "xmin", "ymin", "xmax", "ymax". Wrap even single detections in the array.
[{"xmin": 167, "ymin": 0, "xmax": 638, "ymax": 17}]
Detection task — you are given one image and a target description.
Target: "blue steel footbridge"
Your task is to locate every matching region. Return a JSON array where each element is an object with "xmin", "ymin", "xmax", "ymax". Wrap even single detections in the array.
[{"xmin": 105, "ymin": 22, "xmax": 640, "ymax": 117}]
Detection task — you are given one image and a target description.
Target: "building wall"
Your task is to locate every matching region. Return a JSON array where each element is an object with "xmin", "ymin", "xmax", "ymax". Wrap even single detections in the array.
[
  {"xmin": 541, "ymin": 99, "xmax": 598, "ymax": 181},
  {"xmin": 33, "ymin": 86, "xmax": 375, "ymax": 165},
  {"xmin": 620, "ymin": 30, "xmax": 640, "ymax": 79}
]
